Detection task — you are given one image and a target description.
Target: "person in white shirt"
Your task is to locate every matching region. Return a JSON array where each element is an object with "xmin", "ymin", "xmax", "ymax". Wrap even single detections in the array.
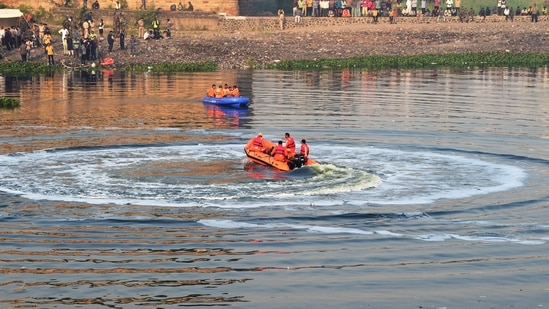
[
  {"xmin": 143, "ymin": 30, "xmax": 152, "ymax": 40},
  {"xmin": 58, "ymin": 27, "xmax": 69, "ymax": 55}
]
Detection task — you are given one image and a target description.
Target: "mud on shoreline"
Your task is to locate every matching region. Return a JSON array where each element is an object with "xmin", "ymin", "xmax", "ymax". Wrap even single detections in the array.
[{"xmin": 3, "ymin": 20, "xmax": 548, "ymax": 69}]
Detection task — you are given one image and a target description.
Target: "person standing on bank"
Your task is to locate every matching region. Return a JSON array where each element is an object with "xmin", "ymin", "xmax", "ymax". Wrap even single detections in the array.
[
  {"xmin": 107, "ymin": 30, "xmax": 114, "ymax": 52},
  {"xmin": 137, "ymin": 17, "xmax": 145, "ymax": 39},
  {"xmin": 278, "ymin": 9, "xmax": 285, "ymax": 30},
  {"xmin": 531, "ymin": 3, "xmax": 539, "ymax": 22},
  {"xmin": 119, "ymin": 30, "xmax": 125, "ymax": 50},
  {"xmin": 129, "ymin": 34, "xmax": 136, "ymax": 57},
  {"xmin": 19, "ymin": 41, "xmax": 28, "ymax": 62},
  {"xmin": 152, "ymin": 17, "xmax": 160, "ymax": 39},
  {"xmin": 98, "ymin": 18, "xmax": 104, "ymax": 39},
  {"xmin": 114, "ymin": 0, "xmax": 121, "ymax": 15},
  {"xmin": 45, "ymin": 43, "xmax": 54, "ymax": 65}
]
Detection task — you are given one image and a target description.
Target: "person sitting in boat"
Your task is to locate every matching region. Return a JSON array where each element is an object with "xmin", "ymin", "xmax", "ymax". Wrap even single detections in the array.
[
  {"xmin": 214, "ymin": 85, "xmax": 224, "ymax": 98},
  {"xmin": 284, "ymin": 132, "xmax": 296, "ymax": 158},
  {"xmin": 223, "ymin": 84, "xmax": 231, "ymax": 97},
  {"xmin": 271, "ymin": 140, "xmax": 287, "ymax": 162},
  {"xmin": 246, "ymin": 132, "xmax": 267, "ymax": 153},
  {"xmin": 300, "ymin": 139, "xmax": 309, "ymax": 159},
  {"xmin": 206, "ymin": 84, "xmax": 216, "ymax": 97},
  {"xmin": 230, "ymin": 85, "xmax": 240, "ymax": 97}
]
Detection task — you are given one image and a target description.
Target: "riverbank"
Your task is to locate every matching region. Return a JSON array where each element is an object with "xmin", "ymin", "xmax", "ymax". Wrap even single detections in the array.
[{"xmin": 2, "ymin": 18, "xmax": 549, "ymax": 70}]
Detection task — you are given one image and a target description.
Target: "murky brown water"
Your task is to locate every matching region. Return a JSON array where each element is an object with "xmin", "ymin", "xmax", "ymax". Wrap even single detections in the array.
[{"xmin": 0, "ymin": 67, "xmax": 548, "ymax": 308}]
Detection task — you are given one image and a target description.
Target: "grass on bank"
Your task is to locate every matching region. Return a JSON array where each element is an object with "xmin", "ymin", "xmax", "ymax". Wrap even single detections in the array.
[{"xmin": 0, "ymin": 97, "xmax": 20, "ymax": 109}]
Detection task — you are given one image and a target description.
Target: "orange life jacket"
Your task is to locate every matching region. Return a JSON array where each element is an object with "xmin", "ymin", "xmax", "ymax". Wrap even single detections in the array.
[
  {"xmin": 207, "ymin": 87, "xmax": 215, "ymax": 97},
  {"xmin": 252, "ymin": 136, "xmax": 264, "ymax": 149},
  {"xmin": 272, "ymin": 144, "xmax": 287, "ymax": 161},
  {"xmin": 300, "ymin": 143, "xmax": 309, "ymax": 157},
  {"xmin": 285, "ymin": 137, "xmax": 296, "ymax": 151},
  {"xmin": 215, "ymin": 87, "xmax": 223, "ymax": 98}
]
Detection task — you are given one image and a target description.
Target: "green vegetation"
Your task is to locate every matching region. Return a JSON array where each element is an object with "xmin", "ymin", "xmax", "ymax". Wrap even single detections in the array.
[
  {"xmin": 266, "ymin": 52, "xmax": 549, "ymax": 70},
  {"xmin": 0, "ymin": 97, "xmax": 20, "ymax": 109},
  {"xmin": 0, "ymin": 62, "xmax": 59, "ymax": 75},
  {"xmin": 122, "ymin": 61, "xmax": 218, "ymax": 73},
  {"xmin": 133, "ymin": 8, "xmax": 160, "ymax": 31},
  {"xmin": 19, "ymin": 4, "xmax": 51, "ymax": 21}
]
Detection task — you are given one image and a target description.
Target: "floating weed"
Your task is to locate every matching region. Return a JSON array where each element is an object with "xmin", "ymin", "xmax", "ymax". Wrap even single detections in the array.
[
  {"xmin": 0, "ymin": 62, "xmax": 58, "ymax": 76},
  {"xmin": 266, "ymin": 52, "xmax": 549, "ymax": 70},
  {"xmin": 122, "ymin": 61, "xmax": 218, "ymax": 73}
]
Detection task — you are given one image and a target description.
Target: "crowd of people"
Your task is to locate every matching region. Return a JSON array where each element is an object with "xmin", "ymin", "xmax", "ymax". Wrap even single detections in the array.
[
  {"xmin": 206, "ymin": 84, "xmax": 241, "ymax": 98},
  {"xmin": 2, "ymin": 0, "xmax": 546, "ymax": 64},
  {"xmin": 1, "ymin": 8, "xmax": 175, "ymax": 64},
  {"xmin": 170, "ymin": 2, "xmax": 194, "ymax": 11},
  {"xmin": 286, "ymin": 0, "xmax": 547, "ymax": 22}
]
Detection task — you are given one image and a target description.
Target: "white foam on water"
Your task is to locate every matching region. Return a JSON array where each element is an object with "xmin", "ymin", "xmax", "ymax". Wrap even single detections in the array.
[
  {"xmin": 0, "ymin": 142, "xmax": 525, "ymax": 208},
  {"xmin": 199, "ymin": 219, "xmax": 544, "ymax": 245}
]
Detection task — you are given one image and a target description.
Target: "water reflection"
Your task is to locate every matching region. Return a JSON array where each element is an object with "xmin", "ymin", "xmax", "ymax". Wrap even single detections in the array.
[
  {"xmin": 0, "ymin": 67, "xmax": 547, "ymax": 155},
  {"xmin": 203, "ymin": 103, "xmax": 250, "ymax": 128}
]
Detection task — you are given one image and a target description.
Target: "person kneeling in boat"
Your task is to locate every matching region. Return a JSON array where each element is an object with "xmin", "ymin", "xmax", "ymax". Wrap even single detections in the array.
[
  {"xmin": 246, "ymin": 132, "xmax": 267, "ymax": 153},
  {"xmin": 271, "ymin": 140, "xmax": 287, "ymax": 162},
  {"xmin": 206, "ymin": 84, "xmax": 216, "ymax": 97}
]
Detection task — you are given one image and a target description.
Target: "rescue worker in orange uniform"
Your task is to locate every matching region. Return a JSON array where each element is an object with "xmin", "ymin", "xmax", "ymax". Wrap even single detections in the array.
[
  {"xmin": 223, "ymin": 84, "xmax": 231, "ymax": 97},
  {"xmin": 230, "ymin": 85, "xmax": 240, "ymax": 97},
  {"xmin": 214, "ymin": 85, "xmax": 224, "ymax": 98},
  {"xmin": 271, "ymin": 140, "xmax": 287, "ymax": 162},
  {"xmin": 246, "ymin": 132, "xmax": 266, "ymax": 153},
  {"xmin": 206, "ymin": 84, "xmax": 216, "ymax": 97},
  {"xmin": 284, "ymin": 132, "xmax": 296, "ymax": 159},
  {"xmin": 300, "ymin": 139, "xmax": 309, "ymax": 158}
]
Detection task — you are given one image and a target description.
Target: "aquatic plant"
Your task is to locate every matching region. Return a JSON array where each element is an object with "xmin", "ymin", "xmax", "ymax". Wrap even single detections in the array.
[
  {"xmin": 0, "ymin": 62, "xmax": 59, "ymax": 76},
  {"xmin": 122, "ymin": 61, "xmax": 218, "ymax": 73},
  {"xmin": 0, "ymin": 97, "xmax": 20, "ymax": 109},
  {"xmin": 266, "ymin": 52, "xmax": 549, "ymax": 70}
]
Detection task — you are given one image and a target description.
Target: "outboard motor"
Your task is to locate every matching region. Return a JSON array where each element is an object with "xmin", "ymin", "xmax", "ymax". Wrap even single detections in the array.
[
  {"xmin": 288, "ymin": 154, "xmax": 307, "ymax": 170},
  {"xmin": 287, "ymin": 161, "xmax": 296, "ymax": 170},
  {"xmin": 295, "ymin": 154, "xmax": 307, "ymax": 165}
]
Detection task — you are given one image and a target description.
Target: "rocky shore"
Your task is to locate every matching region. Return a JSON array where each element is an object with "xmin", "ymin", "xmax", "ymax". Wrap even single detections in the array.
[{"xmin": 3, "ymin": 18, "xmax": 549, "ymax": 69}]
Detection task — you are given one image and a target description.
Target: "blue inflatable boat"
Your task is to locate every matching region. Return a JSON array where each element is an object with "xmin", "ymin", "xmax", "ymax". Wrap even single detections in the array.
[{"xmin": 202, "ymin": 96, "xmax": 250, "ymax": 108}]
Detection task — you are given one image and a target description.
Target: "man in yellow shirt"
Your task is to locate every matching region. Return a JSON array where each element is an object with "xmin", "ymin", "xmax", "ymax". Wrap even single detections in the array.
[{"xmin": 45, "ymin": 43, "xmax": 55, "ymax": 65}]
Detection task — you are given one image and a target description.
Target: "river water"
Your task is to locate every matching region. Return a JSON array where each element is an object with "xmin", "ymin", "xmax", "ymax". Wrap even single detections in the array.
[{"xmin": 0, "ymin": 67, "xmax": 548, "ymax": 308}]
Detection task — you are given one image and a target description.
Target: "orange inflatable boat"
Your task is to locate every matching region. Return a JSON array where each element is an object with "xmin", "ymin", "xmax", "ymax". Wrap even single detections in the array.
[{"xmin": 244, "ymin": 137, "xmax": 318, "ymax": 172}]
